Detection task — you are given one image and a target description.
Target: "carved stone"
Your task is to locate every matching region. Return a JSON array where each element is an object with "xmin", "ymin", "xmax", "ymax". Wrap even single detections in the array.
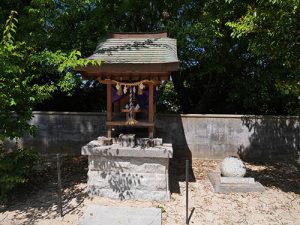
[
  {"xmin": 119, "ymin": 134, "xmax": 136, "ymax": 148},
  {"xmin": 220, "ymin": 157, "xmax": 246, "ymax": 177}
]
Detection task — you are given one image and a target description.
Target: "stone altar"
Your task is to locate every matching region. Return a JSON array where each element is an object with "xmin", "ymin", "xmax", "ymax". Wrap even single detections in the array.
[{"xmin": 82, "ymin": 135, "xmax": 173, "ymax": 201}]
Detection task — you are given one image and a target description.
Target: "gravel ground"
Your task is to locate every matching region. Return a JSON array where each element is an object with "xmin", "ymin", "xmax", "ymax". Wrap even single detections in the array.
[{"xmin": 0, "ymin": 157, "xmax": 299, "ymax": 225}]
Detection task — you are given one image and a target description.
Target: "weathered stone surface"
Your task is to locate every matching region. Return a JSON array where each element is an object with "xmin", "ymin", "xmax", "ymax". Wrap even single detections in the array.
[
  {"xmin": 153, "ymin": 138, "xmax": 163, "ymax": 146},
  {"xmin": 82, "ymin": 143, "xmax": 173, "ymax": 158},
  {"xmin": 88, "ymin": 186, "xmax": 170, "ymax": 201},
  {"xmin": 88, "ymin": 171, "xmax": 168, "ymax": 191},
  {"xmin": 208, "ymin": 172, "xmax": 265, "ymax": 193},
  {"xmin": 97, "ymin": 136, "xmax": 112, "ymax": 145},
  {"xmin": 119, "ymin": 134, "xmax": 136, "ymax": 147},
  {"xmin": 86, "ymin": 156, "xmax": 170, "ymax": 200},
  {"xmin": 83, "ymin": 139, "xmax": 172, "ymax": 201},
  {"xmin": 136, "ymin": 138, "xmax": 154, "ymax": 148},
  {"xmin": 79, "ymin": 205, "xmax": 161, "ymax": 225},
  {"xmin": 220, "ymin": 176, "xmax": 255, "ymax": 184},
  {"xmin": 5, "ymin": 112, "xmax": 299, "ymax": 161},
  {"xmin": 220, "ymin": 157, "xmax": 246, "ymax": 177},
  {"xmin": 88, "ymin": 156, "xmax": 168, "ymax": 174}
]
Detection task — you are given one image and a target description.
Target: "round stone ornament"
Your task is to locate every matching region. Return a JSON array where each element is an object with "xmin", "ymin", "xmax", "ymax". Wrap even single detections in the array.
[{"xmin": 220, "ymin": 157, "xmax": 246, "ymax": 177}]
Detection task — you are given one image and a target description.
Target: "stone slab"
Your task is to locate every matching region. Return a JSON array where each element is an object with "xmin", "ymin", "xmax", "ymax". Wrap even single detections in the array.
[
  {"xmin": 87, "ymin": 171, "xmax": 168, "ymax": 191},
  {"xmin": 208, "ymin": 172, "xmax": 265, "ymax": 193},
  {"xmin": 88, "ymin": 156, "xmax": 168, "ymax": 174},
  {"xmin": 88, "ymin": 186, "xmax": 170, "ymax": 201},
  {"xmin": 220, "ymin": 176, "xmax": 255, "ymax": 184},
  {"xmin": 82, "ymin": 142, "xmax": 173, "ymax": 158},
  {"xmin": 79, "ymin": 205, "xmax": 161, "ymax": 225}
]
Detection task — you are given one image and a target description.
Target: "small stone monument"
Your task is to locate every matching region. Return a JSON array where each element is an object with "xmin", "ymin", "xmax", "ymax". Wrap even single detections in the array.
[
  {"xmin": 208, "ymin": 156, "xmax": 265, "ymax": 193},
  {"xmin": 220, "ymin": 157, "xmax": 246, "ymax": 177}
]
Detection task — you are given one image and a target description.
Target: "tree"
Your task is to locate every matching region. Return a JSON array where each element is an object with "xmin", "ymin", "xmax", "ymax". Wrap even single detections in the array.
[
  {"xmin": 0, "ymin": 0, "xmax": 299, "ymax": 116},
  {"xmin": 0, "ymin": 10, "xmax": 98, "ymax": 141},
  {"xmin": 226, "ymin": 0, "xmax": 300, "ymax": 112},
  {"xmin": 165, "ymin": 0, "xmax": 300, "ymax": 114}
]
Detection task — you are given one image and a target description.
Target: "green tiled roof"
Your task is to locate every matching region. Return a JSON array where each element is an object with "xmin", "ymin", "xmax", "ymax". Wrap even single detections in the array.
[{"xmin": 88, "ymin": 34, "xmax": 179, "ymax": 64}]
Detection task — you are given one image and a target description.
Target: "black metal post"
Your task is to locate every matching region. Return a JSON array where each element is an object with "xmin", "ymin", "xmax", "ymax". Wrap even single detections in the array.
[
  {"xmin": 57, "ymin": 154, "xmax": 63, "ymax": 217},
  {"xmin": 186, "ymin": 159, "xmax": 189, "ymax": 225}
]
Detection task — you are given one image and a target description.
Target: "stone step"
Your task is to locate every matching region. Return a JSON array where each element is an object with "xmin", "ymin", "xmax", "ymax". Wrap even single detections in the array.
[{"xmin": 79, "ymin": 205, "xmax": 161, "ymax": 225}]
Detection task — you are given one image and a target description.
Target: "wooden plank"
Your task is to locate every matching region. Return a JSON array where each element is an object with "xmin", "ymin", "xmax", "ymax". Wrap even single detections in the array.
[
  {"xmin": 107, "ymin": 83, "xmax": 112, "ymax": 138},
  {"xmin": 76, "ymin": 62, "xmax": 179, "ymax": 74},
  {"xmin": 90, "ymin": 72, "xmax": 168, "ymax": 81},
  {"xmin": 148, "ymin": 127, "xmax": 154, "ymax": 139},
  {"xmin": 148, "ymin": 83, "xmax": 154, "ymax": 122},
  {"xmin": 121, "ymin": 109, "xmax": 141, "ymax": 113},
  {"xmin": 106, "ymin": 121, "xmax": 154, "ymax": 127},
  {"xmin": 114, "ymin": 101, "xmax": 120, "ymax": 113},
  {"xmin": 148, "ymin": 83, "xmax": 154, "ymax": 138},
  {"xmin": 99, "ymin": 79, "xmax": 160, "ymax": 85}
]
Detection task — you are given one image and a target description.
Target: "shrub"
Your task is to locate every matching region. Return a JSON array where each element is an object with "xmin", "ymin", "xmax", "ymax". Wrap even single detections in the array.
[{"xmin": 0, "ymin": 146, "xmax": 38, "ymax": 203}]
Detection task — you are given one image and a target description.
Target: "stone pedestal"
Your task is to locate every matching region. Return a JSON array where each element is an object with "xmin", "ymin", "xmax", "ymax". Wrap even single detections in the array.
[
  {"xmin": 81, "ymin": 136, "xmax": 173, "ymax": 201},
  {"xmin": 208, "ymin": 157, "xmax": 265, "ymax": 193},
  {"xmin": 208, "ymin": 172, "xmax": 265, "ymax": 193}
]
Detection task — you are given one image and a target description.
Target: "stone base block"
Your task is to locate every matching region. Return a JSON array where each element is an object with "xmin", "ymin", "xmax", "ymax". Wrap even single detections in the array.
[
  {"xmin": 82, "ymin": 139, "xmax": 172, "ymax": 201},
  {"xmin": 208, "ymin": 172, "xmax": 265, "ymax": 193},
  {"xmin": 88, "ymin": 156, "xmax": 168, "ymax": 173},
  {"xmin": 88, "ymin": 186, "xmax": 170, "ymax": 201},
  {"xmin": 87, "ymin": 171, "xmax": 168, "ymax": 191}
]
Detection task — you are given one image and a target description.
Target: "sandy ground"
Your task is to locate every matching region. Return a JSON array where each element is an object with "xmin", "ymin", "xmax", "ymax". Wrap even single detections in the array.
[{"xmin": 0, "ymin": 158, "xmax": 299, "ymax": 225}]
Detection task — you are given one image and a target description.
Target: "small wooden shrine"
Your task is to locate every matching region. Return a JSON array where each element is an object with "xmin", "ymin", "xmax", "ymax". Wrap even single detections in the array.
[
  {"xmin": 79, "ymin": 33, "xmax": 179, "ymax": 201},
  {"xmin": 77, "ymin": 32, "xmax": 179, "ymax": 138}
]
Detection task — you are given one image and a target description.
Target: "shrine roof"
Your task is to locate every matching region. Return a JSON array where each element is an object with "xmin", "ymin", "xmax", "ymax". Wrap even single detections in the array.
[{"xmin": 88, "ymin": 32, "xmax": 179, "ymax": 65}]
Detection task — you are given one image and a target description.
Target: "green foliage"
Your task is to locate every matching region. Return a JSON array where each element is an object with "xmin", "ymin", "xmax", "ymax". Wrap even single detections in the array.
[
  {"xmin": 157, "ymin": 81, "xmax": 180, "ymax": 113},
  {"xmin": 166, "ymin": 0, "xmax": 300, "ymax": 114},
  {"xmin": 225, "ymin": 0, "xmax": 300, "ymax": 104},
  {"xmin": 1, "ymin": 1, "xmax": 299, "ymax": 118},
  {"xmin": 0, "ymin": 10, "xmax": 99, "ymax": 140},
  {"xmin": 0, "ymin": 146, "xmax": 38, "ymax": 203}
]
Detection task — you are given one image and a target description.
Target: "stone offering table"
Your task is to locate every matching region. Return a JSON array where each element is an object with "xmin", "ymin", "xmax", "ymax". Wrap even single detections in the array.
[{"xmin": 82, "ymin": 136, "xmax": 173, "ymax": 201}]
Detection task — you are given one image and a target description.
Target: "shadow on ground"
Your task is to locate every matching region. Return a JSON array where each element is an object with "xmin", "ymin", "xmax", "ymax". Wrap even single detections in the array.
[
  {"xmin": 169, "ymin": 158, "xmax": 196, "ymax": 194},
  {"xmin": 246, "ymin": 161, "xmax": 300, "ymax": 194},
  {"xmin": 4, "ymin": 156, "xmax": 88, "ymax": 224}
]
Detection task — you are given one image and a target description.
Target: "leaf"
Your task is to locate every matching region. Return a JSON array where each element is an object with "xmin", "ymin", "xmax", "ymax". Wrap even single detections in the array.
[{"xmin": 9, "ymin": 99, "xmax": 16, "ymax": 106}]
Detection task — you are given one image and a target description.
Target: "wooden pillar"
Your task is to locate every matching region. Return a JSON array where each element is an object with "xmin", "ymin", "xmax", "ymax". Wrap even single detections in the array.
[
  {"xmin": 107, "ymin": 83, "xmax": 112, "ymax": 138},
  {"xmin": 148, "ymin": 83, "xmax": 154, "ymax": 138},
  {"xmin": 114, "ymin": 101, "xmax": 120, "ymax": 113}
]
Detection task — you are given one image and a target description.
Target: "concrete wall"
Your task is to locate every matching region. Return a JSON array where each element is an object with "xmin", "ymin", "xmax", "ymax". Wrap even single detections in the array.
[{"xmin": 4, "ymin": 112, "xmax": 300, "ymax": 161}]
